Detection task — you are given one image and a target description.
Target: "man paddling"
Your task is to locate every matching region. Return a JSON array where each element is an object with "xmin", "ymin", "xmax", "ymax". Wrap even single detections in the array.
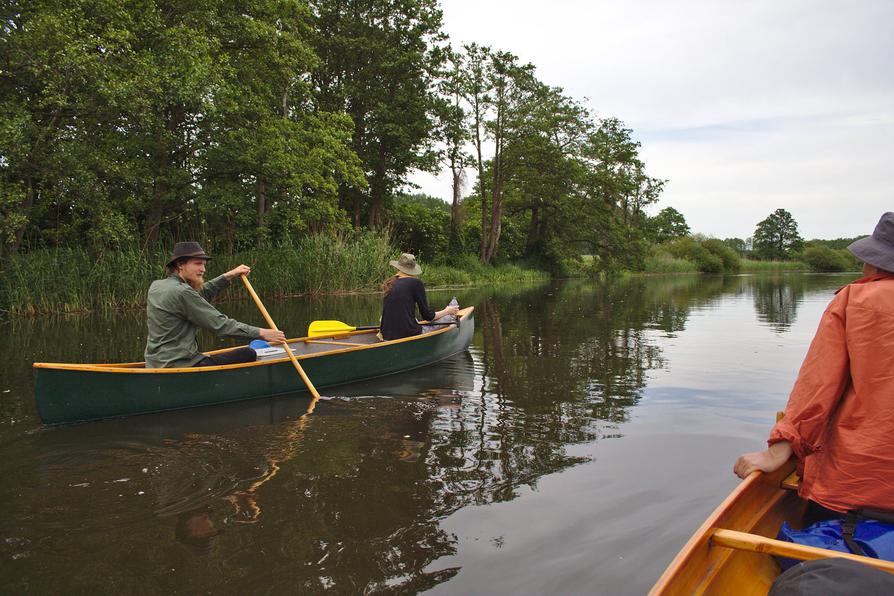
[{"xmin": 145, "ymin": 241, "xmax": 285, "ymax": 368}]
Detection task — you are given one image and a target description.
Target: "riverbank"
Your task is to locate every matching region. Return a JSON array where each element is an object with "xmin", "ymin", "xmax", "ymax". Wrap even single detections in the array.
[
  {"xmin": 0, "ymin": 238, "xmax": 549, "ymax": 317},
  {"xmin": 643, "ymin": 254, "xmax": 809, "ymax": 274}
]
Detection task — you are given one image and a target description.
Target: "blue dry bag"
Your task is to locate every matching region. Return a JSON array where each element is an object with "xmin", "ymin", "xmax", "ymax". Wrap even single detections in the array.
[
  {"xmin": 249, "ymin": 339, "xmax": 270, "ymax": 349},
  {"xmin": 776, "ymin": 514, "xmax": 894, "ymax": 570}
]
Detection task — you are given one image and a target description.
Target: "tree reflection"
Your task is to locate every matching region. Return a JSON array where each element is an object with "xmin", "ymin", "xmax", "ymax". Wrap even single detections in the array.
[{"xmin": 750, "ymin": 273, "xmax": 851, "ymax": 332}]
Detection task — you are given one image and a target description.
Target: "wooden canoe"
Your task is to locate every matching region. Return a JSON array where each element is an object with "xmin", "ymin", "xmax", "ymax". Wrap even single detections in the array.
[
  {"xmin": 33, "ymin": 307, "xmax": 474, "ymax": 425},
  {"xmin": 650, "ymin": 459, "xmax": 894, "ymax": 594}
]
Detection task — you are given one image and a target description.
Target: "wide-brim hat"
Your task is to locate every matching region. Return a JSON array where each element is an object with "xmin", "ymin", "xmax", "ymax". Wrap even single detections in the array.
[
  {"xmin": 167, "ymin": 241, "xmax": 212, "ymax": 268},
  {"xmin": 848, "ymin": 212, "xmax": 894, "ymax": 272},
  {"xmin": 389, "ymin": 253, "xmax": 422, "ymax": 276}
]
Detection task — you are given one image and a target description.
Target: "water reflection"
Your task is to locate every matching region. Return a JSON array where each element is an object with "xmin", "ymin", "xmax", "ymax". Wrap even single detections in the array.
[
  {"xmin": 0, "ymin": 274, "xmax": 859, "ymax": 593},
  {"xmin": 750, "ymin": 273, "xmax": 847, "ymax": 332}
]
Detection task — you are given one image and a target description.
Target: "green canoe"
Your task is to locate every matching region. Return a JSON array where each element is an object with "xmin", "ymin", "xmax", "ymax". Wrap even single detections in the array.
[{"xmin": 34, "ymin": 307, "xmax": 474, "ymax": 425}]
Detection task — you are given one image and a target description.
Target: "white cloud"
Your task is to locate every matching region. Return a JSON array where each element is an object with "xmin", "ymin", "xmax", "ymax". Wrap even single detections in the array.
[{"xmin": 411, "ymin": 0, "xmax": 894, "ymax": 239}]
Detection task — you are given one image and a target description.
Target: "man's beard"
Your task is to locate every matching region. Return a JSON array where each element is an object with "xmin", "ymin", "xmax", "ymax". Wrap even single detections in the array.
[
  {"xmin": 187, "ymin": 277, "xmax": 204, "ymax": 292},
  {"xmin": 180, "ymin": 274, "xmax": 204, "ymax": 292}
]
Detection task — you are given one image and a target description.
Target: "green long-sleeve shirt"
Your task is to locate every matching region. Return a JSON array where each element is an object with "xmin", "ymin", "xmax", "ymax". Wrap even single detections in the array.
[{"xmin": 145, "ymin": 274, "xmax": 260, "ymax": 368}]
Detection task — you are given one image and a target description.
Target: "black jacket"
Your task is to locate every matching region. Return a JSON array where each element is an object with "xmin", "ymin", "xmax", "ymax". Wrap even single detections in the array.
[{"xmin": 380, "ymin": 277, "xmax": 435, "ymax": 341}]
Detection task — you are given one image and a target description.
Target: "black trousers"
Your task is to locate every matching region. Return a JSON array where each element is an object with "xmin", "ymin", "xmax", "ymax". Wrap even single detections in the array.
[
  {"xmin": 803, "ymin": 500, "xmax": 846, "ymax": 525},
  {"xmin": 194, "ymin": 347, "xmax": 257, "ymax": 367}
]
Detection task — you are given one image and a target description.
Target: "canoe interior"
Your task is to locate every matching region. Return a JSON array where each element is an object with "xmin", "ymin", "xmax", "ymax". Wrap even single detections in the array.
[{"xmin": 99, "ymin": 330, "xmax": 385, "ymax": 369}]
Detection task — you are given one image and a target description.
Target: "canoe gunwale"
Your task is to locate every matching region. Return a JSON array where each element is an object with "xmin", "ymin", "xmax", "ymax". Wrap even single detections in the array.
[{"xmin": 33, "ymin": 307, "xmax": 474, "ymax": 374}]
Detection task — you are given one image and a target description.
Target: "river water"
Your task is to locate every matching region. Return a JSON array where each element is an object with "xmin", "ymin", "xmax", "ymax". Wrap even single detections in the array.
[{"xmin": 0, "ymin": 273, "xmax": 856, "ymax": 594}]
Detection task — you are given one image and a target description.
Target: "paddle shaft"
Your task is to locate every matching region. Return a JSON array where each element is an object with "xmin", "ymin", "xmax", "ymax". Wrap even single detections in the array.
[{"xmin": 240, "ymin": 275, "xmax": 321, "ymax": 404}]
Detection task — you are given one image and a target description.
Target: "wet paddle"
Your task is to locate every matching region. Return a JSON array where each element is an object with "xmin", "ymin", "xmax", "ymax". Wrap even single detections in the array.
[
  {"xmin": 240, "ymin": 275, "xmax": 322, "ymax": 414},
  {"xmin": 308, "ymin": 319, "xmax": 455, "ymax": 338}
]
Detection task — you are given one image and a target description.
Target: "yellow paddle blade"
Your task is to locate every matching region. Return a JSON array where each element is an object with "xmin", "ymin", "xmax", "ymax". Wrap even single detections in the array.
[{"xmin": 307, "ymin": 320, "xmax": 357, "ymax": 338}]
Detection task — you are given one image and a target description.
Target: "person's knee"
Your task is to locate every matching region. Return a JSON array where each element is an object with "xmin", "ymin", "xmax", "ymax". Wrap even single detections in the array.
[{"xmin": 235, "ymin": 346, "xmax": 257, "ymax": 363}]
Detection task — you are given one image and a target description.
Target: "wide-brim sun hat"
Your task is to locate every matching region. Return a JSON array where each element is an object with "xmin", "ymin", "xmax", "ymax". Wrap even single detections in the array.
[
  {"xmin": 167, "ymin": 241, "xmax": 212, "ymax": 268},
  {"xmin": 848, "ymin": 212, "xmax": 894, "ymax": 273},
  {"xmin": 390, "ymin": 253, "xmax": 423, "ymax": 276}
]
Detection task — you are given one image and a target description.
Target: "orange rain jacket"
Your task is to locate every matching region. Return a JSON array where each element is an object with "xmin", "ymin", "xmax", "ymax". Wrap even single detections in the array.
[{"xmin": 769, "ymin": 272, "xmax": 894, "ymax": 513}]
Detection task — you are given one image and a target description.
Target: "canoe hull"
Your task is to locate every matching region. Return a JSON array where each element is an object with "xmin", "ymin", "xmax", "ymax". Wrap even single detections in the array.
[{"xmin": 34, "ymin": 311, "xmax": 474, "ymax": 425}]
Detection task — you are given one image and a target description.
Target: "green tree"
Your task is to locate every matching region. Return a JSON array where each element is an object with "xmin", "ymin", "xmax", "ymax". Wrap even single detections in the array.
[
  {"xmin": 201, "ymin": 0, "xmax": 364, "ymax": 248},
  {"xmin": 0, "ymin": 0, "xmax": 142, "ymax": 255},
  {"xmin": 649, "ymin": 207, "xmax": 690, "ymax": 243},
  {"xmin": 1, "ymin": 0, "xmax": 366, "ymax": 258},
  {"xmin": 310, "ymin": 0, "xmax": 445, "ymax": 229},
  {"xmin": 455, "ymin": 43, "xmax": 493, "ymax": 262},
  {"xmin": 500, "ymin": 83, "xmax": 589, "ymax": 266},
  {"xmin": 434, "ymin": 47, "xmax": 474, "ymax": 256},
  {"xmin": 577, "ymin": 117, "xmax": 664, "ymax": 272},
  {"xmin": 753, "ymin": 208, "xmax": 803, "ymax": 260},
  {"xmin": 722, "ymin": 237, "xmax": 747, "ymax": 255},
  {"xmin": 386, "ymin": 196, "xmax": 450, "ymax": 261}
]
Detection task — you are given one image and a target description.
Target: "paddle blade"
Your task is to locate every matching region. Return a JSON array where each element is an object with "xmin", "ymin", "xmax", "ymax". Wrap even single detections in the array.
[{"xmin": 308, "ymin": 320, "xmax": 356, "ymax": 338}]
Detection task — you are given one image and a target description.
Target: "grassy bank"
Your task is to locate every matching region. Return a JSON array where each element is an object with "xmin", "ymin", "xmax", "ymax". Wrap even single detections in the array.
[
  {"xmin": 637, "ymin": 256, "xmax": 808, "ymax": 275},
  {"xmin": 0, "ymin": 236, "xmax": 548, "ymax": 316}
]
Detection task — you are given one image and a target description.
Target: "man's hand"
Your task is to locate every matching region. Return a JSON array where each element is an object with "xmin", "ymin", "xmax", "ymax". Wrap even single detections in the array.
[
  {"xmin": 734, "ymin": 441, "xmax": 793, "ymax": 479},
  {"xmin": 225, "ymin": 264, "xmax": 251, "ymax": 280},
  {"xmin": 259, "ymin": 328, "xmax": 286, "ymax": 344}
]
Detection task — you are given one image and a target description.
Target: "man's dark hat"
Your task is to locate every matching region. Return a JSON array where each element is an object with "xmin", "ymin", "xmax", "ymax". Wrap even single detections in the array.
[
  {"xmin": 848, "ymin": 212, "xmax": 894, "ymax": 273},
  {"xmin": 167, "ymin": 241, "xmax": 212, "ymax": 268}
]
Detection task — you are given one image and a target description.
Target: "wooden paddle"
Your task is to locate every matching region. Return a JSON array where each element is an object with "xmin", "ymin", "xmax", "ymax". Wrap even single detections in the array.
[
  {"xmin": 240, "ymin": 275, "xmax": 321, "ymax": 414},
  {"xmin": 308, "ymin": 319, "xmax": 455, "ymax": 338}
]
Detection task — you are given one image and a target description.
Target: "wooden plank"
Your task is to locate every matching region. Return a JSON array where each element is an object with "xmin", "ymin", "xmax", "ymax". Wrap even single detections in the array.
[{"xmin": 712, "ymin": 528, "xmax": 894, "ymax": 574}]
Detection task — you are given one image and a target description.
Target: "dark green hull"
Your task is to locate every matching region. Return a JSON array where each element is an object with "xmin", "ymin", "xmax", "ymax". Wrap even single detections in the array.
[{"xmin": 34, "ymin": 311, "xmax": 474, "ymax": 425}]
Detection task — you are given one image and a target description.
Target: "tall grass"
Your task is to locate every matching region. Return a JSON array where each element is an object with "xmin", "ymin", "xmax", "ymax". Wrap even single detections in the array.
[
  {"xmin": 0, "ymin": 234, "xmax": 394, "ymax": 316},
  {"xmin": 642, "ymin": 253, "xmax": 699, "ymax": 274},
  {"xmin": 241, "ymin": 233, "xmax": 394, "ymax": 296},
  {"xmin": 1, "ymin": 247, "xmax": 162, "ymax": 315},
  {"xmin": 739, "ymin": 259, "xmax": 807, "ymax": 272},
  {"xmin": 0, "ymin": 236, "xmax": 549, "ymax": 316},
  {"xmin": 424, "ymin": 254, "xmax": 549, "ymax": 286}
]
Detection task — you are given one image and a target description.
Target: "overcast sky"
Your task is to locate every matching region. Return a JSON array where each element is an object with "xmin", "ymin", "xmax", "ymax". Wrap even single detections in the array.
[{"xmin": 408, "ymin": 0, "xmax": 893, "ymax": 240}]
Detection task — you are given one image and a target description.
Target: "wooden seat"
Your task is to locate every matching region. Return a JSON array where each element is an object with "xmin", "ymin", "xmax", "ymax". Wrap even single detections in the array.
[{"xmin": 782, "ymin": 471, "xmax": 801, "ymax": 491}]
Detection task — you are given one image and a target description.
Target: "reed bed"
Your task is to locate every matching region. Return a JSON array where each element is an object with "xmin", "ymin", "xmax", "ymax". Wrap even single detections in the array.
[
  {"xmin": 424, "ymin": 255, "xmax": 549, "ymax": 287},
  {"xmin": 641, "ymin": 253, "xmax": 700, "ymax": 274},
  {"xmin": 0, "ymin": 235, "xmax": 548, "ymax": 316},
  {"xmin": 739, "ymin": 259, "xmax": 807, "ymax": 272}
]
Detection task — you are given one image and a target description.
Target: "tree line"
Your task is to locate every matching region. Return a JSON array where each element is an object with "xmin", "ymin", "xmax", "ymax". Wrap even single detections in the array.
[
  {"xmin": 645, "ymin": 206, "xmax": 859, "ymax": 273},
  {"xmin": 1, "ymin": 0, "xmax": 663, "ymax": 273}
]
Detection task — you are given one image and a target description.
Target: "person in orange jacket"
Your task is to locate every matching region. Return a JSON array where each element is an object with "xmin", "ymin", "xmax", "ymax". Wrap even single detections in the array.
[{"xmin": 734, "ymin": 212, "xmax": 894, "ymax": 519}]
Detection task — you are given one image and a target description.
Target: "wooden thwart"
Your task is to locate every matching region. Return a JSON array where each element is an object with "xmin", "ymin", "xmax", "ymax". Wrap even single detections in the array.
[
  {"xmin": 712, "ymin": 528, "xmax": 894, "ymax": 574},
  {"xmin": 781, "ymin": 471, "xmax": 801, "ymax": 491}
]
